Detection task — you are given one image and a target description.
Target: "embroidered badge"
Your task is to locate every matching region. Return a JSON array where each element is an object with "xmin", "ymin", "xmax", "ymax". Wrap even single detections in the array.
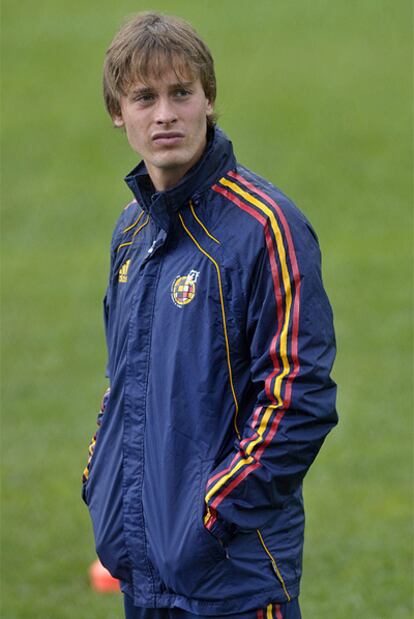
[
  {"xmin": 171, "ymin": 270, "xmax": 200, "ymax": 307},
  {"xmin": 119, "ymin": 259, "xmax": 131, "ymax": 283}
]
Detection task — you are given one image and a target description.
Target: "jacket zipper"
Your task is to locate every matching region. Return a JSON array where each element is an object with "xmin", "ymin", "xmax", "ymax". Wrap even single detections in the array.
[{"xmin": 256, "ymin": 529, "xmax": 291, "ymax": 602}]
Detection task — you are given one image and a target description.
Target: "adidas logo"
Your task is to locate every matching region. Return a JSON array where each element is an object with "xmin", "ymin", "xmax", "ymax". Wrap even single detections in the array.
[{"xmin": 119, "ymin": 260, "xmax": 131, "ymax": 283}]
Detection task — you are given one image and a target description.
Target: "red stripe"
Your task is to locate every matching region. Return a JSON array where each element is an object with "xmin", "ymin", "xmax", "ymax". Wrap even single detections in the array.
[
  {"xmin": 210, "ymin": 411, "xmax": 284, "ymax": 510},
  {"xmin": 206, "ymin": 451, "xmax": 241, "ymax": 489},
  {"xmin": 239, "ymin": 405, "xmax": 263, "ymax": 451},
  {"xmin": 257, "ymin": 610, "xmax": 264, "ymax": 619},
  {"xmin": 213, "ymin": 183, "xmax": 286, "ymax": 403},
  {"xmin": 205, "ymin": 511, "xmax": 217, "ymax": 531},
  {"xmin": 207, "ymin": 405, "xmax": 264, "ymax": 490},
  {"xmin": 209, "ymin": 406, "xmax": 266, "ymax": 491},
  {"xmin": 264, "ymin": 223, "xmax": 284, "ymax": 400},
  {"xmin": 228, "ymin": 171, "xmax": 301, "ymax": 407},
  {"xmin": 206, "ymin": 177, "xmax": 300, "ymax": 508},
  {"xmin": 206, "ymin": 452, "xmax": 239, "ymax": 489},
  {"xmin": 212, "ymin": 184, "xmax": 267, "ymax": 225},
  {"xmin": 275, "ymin": 604, "xmax": 283, "ymax": 619},
  {"xmin": 208, "ymin": 182, "xmax": 286, "ymax": 493}
]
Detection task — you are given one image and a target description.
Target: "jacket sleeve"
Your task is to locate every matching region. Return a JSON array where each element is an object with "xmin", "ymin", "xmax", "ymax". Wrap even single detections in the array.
[
  {"xmin": 204, "ymin": 205, "xmax": 338, "ymax": 540},
  {"xmin": 81, "ymin": 212, "xmax": 119, "ymax": 499}
]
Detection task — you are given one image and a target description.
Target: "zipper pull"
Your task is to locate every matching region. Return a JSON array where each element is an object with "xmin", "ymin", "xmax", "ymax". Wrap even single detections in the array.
[{"xmin": 147, "ymin": 240, "xmax": 156, "ymax": 255}]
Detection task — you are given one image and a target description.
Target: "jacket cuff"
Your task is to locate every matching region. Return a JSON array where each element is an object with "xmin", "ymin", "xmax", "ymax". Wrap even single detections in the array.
[{"xmin": 205, "ymin": 507, "xmax": 236, "ymax": 545}]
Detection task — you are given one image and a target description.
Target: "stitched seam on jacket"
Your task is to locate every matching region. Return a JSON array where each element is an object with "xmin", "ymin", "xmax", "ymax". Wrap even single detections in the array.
[
  {"xmin": 178, "ymin": 211, "xmax": 240, "ymax": 439},
  {"xmin": 141, "ymin": 259, "xmax": 164, "ymax": 599},
  {"xmin": 256, "ymin": 529, "xmax": 291, "ymax": 602},
  {"xmin": 189, "ymin": 201, "xmax": 220, "ymax": 244},
  {"xmin": 117, "ymin": 214, "xmax": 150, "ymax": 252},
  {"xmin": 122, "ymin": 209, "xmax": 145, "ymax": 233}
]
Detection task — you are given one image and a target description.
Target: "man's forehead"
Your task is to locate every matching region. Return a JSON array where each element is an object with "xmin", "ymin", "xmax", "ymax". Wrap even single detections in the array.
[{"xmin": 127, "ymin": 68, "xmax": 198, "ymax": 92}]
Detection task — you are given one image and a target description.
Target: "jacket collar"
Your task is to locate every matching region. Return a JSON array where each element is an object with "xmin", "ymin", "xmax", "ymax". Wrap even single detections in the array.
[{"xmin": 124, "ymin": 126, "xmax": 236, "ymax": 231}]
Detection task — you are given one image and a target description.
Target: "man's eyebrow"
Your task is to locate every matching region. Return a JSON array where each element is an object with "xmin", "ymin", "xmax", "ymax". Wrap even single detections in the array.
[
  {"xmin": 170, "ymin": 80, "xmax": 194, "ymax": 88},
  {"xmin": 129, "ymin": 81, "xmax": 194, "ymax": 97},
  {"xmin": 130, "ymin": 86, "xmax": 153, "ymax": 96}
]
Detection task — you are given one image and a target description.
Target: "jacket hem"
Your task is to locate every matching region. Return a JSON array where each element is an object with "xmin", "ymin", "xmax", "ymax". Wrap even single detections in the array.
[{"xmin": 131, "ymin": 583, "xmax": 300, "ymax": 615}]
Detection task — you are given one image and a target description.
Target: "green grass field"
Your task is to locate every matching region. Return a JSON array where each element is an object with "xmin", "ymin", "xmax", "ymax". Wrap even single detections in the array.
[{"xmin": 1, "ymin": 1, "xmax": 412, "ymax": 617}]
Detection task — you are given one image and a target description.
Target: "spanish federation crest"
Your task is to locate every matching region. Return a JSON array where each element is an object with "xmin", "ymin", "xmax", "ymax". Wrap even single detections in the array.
[{"xmin": 171, "ymin": 270, "xmax": 200, "ymax": 307}]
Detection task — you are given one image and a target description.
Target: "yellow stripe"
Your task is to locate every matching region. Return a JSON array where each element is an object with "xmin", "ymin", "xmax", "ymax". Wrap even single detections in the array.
[
  {"xmin": 204, "ymin": 179, "xmax": 294, "ymax": 505},
  {"xmin": 244, "ymin": 404, "xmax": 276, "ymax": 456},
  {"xmin": 178, "ymin": 212, "xmax": 240, "ymax": 437},
  {"xmin": 220, "ymin": 178, "xmax": 292, "ymax": 407},
  {"xmin": 205, "ymin": 404, "xmax": 276, "ymax": 504},
  {"xmin": 206, "ymin": 454, "xmax": 254, "ymax": 504},
  {"xmin": 132, "ymin": 216, "xmax": 150, "ymax": 238},
  {"xmin": 189, "ymin": 201, "xmax": 220, "ymax": 244},
  {"xmin": 267, "ymin": 604, "xmax": 273, "ymax": 619},
  {"xmin": 117, "ymin": 242, "xmax": 131, "ymax": 251},
  {"xmin": 122, "ymin": 210, "xmax": 144, "ymax": 233},
  {"xmin": 117, "ymin": 215, "xmax": 150, "ymax": 252},
  {"xmin": 257, "ymin": 529, "xmax": 291, "ymax": 602}
]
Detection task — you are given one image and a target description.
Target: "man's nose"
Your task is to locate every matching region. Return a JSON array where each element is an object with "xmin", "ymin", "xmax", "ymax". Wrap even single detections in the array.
[{"xmin": 155, "ymin": 96, "xmax": 177, "ymax": 124}]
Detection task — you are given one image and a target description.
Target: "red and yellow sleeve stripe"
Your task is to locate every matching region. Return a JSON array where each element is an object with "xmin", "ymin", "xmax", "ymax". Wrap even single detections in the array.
[{"xmin": 205, "ymin": 170, "xmax": 301, "ymax": 515}]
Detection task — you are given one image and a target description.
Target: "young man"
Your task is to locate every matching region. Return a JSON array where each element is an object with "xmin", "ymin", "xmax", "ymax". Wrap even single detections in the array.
[{"xmin": 82, "ymin": 12, "xmax": 338, "ymax": 619}]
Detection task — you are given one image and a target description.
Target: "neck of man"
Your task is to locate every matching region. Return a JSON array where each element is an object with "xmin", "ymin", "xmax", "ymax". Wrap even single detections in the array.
[
  {"xmin": 146, "ymin": 135, "xmax": 208, "ymax": 192},
  {"xmin": 148, "ymin": 166, "xmax": 189, "ymax": 192}
]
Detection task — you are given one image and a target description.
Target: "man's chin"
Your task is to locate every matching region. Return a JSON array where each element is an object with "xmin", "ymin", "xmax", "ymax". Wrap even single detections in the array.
[{"xmin": 153, "ymin": 153, "xmax": 188, "ymax": 170}]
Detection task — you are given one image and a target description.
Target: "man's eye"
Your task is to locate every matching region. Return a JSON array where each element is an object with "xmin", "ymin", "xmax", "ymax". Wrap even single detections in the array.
[
  {"xmin": 174, "ymin": 88, "xmax": 191, "ymax": 98},
  {"xmin": 134, "ymin": 94, "xmax": 154, "ymax": 104}
]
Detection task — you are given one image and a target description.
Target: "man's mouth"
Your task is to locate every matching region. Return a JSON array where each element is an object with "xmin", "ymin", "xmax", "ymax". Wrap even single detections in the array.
[{"xmin": 152, "ymin": 132, "xmax": 185, "ymax": 146}]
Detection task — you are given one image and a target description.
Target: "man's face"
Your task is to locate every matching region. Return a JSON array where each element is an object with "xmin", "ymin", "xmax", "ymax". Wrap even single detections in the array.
[{"xmin": 113, "ymin": 69, "xmax": 213, "ymax": 191}]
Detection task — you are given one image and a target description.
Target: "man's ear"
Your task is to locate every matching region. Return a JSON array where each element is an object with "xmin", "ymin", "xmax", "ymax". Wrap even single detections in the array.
[{"xmin": 113, "ymin": 115, "xmax": 124, "ymax": 128}]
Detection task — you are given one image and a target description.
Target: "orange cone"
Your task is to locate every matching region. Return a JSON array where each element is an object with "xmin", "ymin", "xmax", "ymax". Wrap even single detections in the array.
[{"xmin": 89, "ymin": 558, "xmax": 121, "ymax": 592}]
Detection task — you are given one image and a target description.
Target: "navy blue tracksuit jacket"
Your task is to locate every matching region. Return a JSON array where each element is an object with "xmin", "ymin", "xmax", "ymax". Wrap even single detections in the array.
[{"xmin": 83, "ymin": 127, "xmax": 337, "ymax": 614}]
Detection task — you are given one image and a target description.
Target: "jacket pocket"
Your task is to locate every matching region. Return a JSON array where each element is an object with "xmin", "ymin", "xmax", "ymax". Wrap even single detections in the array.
[{"xmin": 147, "ymin": 451, "xmax": 226, "ymax": 598}]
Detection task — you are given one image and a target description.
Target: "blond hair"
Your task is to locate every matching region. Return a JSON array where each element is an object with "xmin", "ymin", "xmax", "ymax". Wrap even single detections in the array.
[{"xmin": 103, "ymin": 12, "xmax": 217, "ymax": 128}]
